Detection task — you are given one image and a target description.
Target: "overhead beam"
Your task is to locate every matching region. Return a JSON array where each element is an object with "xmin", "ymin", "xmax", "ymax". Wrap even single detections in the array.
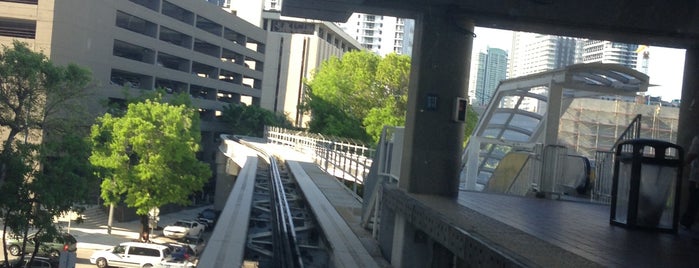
[{"xmin": 282, "ymin": 0, "xmax": 699, "ymax": 48}]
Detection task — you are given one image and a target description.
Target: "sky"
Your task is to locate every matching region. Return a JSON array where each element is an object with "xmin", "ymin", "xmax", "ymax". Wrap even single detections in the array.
[{"xmin": 471, "ymin": 27, "xmax": 686, "ymax": 101}]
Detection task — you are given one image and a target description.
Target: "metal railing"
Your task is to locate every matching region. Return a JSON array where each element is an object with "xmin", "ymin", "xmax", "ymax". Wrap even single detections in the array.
[
  {"xmin": 591, "ymin": 114, "xmax": 642, "ymax": 204},
  {"xmin": 265, "ymin": 126, "xmax": 374, "ymax": 198}
]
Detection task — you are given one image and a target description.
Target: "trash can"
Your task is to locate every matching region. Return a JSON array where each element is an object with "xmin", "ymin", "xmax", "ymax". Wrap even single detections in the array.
[{"xmin": 610, "ymin": 139, "xmax": 683, "ymax": 233}]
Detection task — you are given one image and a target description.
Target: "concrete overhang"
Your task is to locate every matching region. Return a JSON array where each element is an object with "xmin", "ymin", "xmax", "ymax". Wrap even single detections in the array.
[{"xmin": 282, "ymin": 0, "xmax": 699, "ymax": 49}]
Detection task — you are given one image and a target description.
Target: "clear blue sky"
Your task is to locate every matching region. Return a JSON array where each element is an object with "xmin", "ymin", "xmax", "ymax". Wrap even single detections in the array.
[{"xmin": 472, "ymin": 27, "xmax": 686, "ymax": 101}]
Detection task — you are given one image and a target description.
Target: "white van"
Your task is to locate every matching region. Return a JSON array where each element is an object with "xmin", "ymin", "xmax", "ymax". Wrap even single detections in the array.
[{"xmin": 89, "ymin": 242, "xmax": 171, "ymax": 268}]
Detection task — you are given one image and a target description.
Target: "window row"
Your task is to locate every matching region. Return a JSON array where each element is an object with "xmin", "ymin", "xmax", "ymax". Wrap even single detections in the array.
[
  {"xmin": 315, "ymin": 25, "xmax": 356, "ymax": 52},
  {"xmin": 109, "ymin": 68, "xmax": 258, "ymax": 105},
  {"xmin": 123, "ymin": 1, "xmax": 265, "ymax": 53},
  {"xmin": 108, "ymin": 98, "xmax": 254, "ymax": 129},
  {"xmin": 113, "ymin": 40, "xmax": 261, "ymax": 89},
  {"xmin": 115, "ymin": 11, "xmax": 263, "ymax": 73}
]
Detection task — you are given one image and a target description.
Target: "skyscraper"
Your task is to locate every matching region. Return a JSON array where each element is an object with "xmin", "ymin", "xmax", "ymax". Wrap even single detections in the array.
[
  {"xmin": 508, "ymin": 32, "xmax": 580, "ymax": 78},
  {"xmin": 338, "ymin": 14, "xmax": 414, "ymax": 56},
  {"xmin": 474, "ymin": 48, "xmax": 508, "ymax": 106},
  {"xmin": 582, "ymin": 40, "xmax": 638, "ymax": 68}
]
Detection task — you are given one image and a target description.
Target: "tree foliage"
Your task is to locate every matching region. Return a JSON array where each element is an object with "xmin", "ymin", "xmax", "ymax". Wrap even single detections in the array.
[
  {"xmin": 463, "ymin": 104, "xmax": 479, "ymax": 147},
  {"xmin": 89, "ymin": 96, "xmax": 211, "ymax": 236},
  {"xmin": 0, "ymin": 41, "xmax": 93, "ymax": 153},
  {"xmin": 221, "ymin": 103, "xmax": 292, "ymax": 137},
  {"xmin": 0, "ymin": 41, "xmax": 95, "ymax": 267},
  {"xmin": 303, "ymin": 51, "xmax": 411, "ymax": 143}
]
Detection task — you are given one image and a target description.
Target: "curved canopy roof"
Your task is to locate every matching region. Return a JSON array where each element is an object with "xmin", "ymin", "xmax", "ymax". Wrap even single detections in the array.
[{"xmin": 464, "ymin": 63, "xmax": 649, "ymax": 188}]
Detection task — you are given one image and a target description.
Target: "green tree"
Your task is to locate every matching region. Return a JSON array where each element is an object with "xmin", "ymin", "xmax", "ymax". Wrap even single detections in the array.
[
  {"xmin": 0, "ymin": 40, "xmax": 92, "ymax": 179},
  {"xmin": 0, "ymin": 41, "xmax": 95, "ymax": 267},
  {"xmin": 303, "ymin": 51, "xmax": 411, "ymax": 143},
  {"xmin": 221, "ymin": 103, "xmax": 292, "ymax": 137},
  {"xmin": 89, "ymin": 97, "xmax": 211, "ymax": 238},
  {"xmin": 463, "ymin": 104, "xmax": 479, "ymax": 147},
  {"xmin": 362, "ymin": 53, "xmax": 411, "ymax": 142},
  {"xmin": 363, "ymin": 97, "xmax": 404, "ymax": 142}
]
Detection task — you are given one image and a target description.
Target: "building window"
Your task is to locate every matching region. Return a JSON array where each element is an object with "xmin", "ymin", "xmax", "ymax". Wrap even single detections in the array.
[
  {"xmin": 0, "ymin": 18, "xmax": 35, "ymax": 39},
  {"xmin": 115, "ymin": 11, "xmax": 157, "ymax": 38},
  {"xmin": 1, "ymin": 0, "xmax": 38, "ymax": 4}
]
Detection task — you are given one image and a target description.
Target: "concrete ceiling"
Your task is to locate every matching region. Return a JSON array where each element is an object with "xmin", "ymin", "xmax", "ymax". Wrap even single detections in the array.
[{"xmin": 282, "ymin": 0, "xmax": 699, "ymax": 49}]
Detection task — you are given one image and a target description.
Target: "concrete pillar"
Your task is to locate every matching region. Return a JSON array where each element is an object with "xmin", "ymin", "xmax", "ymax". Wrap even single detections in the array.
[
  {"xmin": 544, "ymin": 83, "xmax": 563, "ymax": 146},
  {"xmin": 391, "ymin": 214, "xmax": 430, "ymax": 268},
  {"xmin": 430, "ymin": 240, "xmax": 455, "ymax": 267},
  {"xmin": 399, "ymin": 8, "xmax": 474, "ymax": 198},
  {"xmin": 678, "ymin": 47, "xmax": 699, "ymax": 214}
]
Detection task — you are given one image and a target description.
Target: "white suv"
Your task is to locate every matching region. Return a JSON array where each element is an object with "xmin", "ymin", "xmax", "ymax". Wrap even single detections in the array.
[{"xmin": 90, "ymin": 242, "xmax": 171, "ymax": 268}]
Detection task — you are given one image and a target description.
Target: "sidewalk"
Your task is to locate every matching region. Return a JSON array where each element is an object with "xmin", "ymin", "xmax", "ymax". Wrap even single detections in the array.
[{"xmin": 54, "ymin": 205, "xmax": 211, "ymax": 250}]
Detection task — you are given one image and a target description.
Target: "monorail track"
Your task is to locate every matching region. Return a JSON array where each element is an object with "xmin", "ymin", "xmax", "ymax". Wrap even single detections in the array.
[{"xmin": 243, "ymin": 150, "xmax": 328, "ymax": 267}]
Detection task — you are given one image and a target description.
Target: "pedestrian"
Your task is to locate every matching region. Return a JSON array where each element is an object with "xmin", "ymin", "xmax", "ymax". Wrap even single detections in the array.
[
  {"xmin": 141, "ymin": 231, "xmax": 149, "ymax": 242},
  {"xmin": 681, "ymin": 135, "xmax": 699, "ymax": 229}
]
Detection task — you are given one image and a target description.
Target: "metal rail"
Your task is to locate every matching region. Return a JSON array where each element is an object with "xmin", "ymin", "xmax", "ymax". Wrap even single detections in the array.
[
  {"xmin": 238, "ymin": 137, "xmax": 304, "ymax": 268},
  {"xmin": 269, "ymin": 155, "xmax": 304, "ymax": 268}
]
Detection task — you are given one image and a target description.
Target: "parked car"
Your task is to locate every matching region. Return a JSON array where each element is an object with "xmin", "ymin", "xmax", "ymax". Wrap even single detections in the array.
[
  {"xmin": 5, "ymin": 232, "xmax": 77, "ymax": 260},
  {"xmin": 196, "ymin": 208, "xmax": 220, "ymax": 230},
  {"xmin": 0, "ymin": 255, "xmax": 60, "ymax": 268},
  {"xmin": 89, "ymin": 242, "xmax": 171, "ymax": 268},
  {"xmin": 176, "ymin": 236, "xmax": 205, "ymax": 256},
  {"xmin": 166, "ymin": 244, "xmax": 197, "ymax": 262},
  {"xmin": 193, "ymin": 219, "xmax": 210, "ymax": 232},
  {"xmin": 163, "ymin": 220, "xmax": 205, "ymax": 239}
]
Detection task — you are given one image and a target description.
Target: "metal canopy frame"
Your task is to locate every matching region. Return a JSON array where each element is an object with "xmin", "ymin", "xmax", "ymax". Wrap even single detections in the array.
[{"xmin": 461, "ymin": 63, "xmax": 649, "ymax": 190}]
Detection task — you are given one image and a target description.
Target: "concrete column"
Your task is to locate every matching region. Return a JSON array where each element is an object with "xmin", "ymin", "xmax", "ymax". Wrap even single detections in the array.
[
  {"xmin": 678, "ymin": 47, "xmax": 699, "ymax": 214},
  {"xmin": 391, "ymin": 214, "xmax": 429, "ymax": 268},
  {"xmin": 399, "ymin": 8, "xmax": 474, "ymax": 198},
  {"xmin": 544, "ymin": 83, "xmax": 563, "ymax": 146}
]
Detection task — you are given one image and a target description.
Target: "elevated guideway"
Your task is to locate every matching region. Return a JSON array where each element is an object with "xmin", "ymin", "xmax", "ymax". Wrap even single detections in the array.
[
  {"xmin": 205, "ymin": 131, "xmax": 699, "ymax": 267},
  {"xmin": 200, "ymin": 135, "xmax": 386, "ymax": 267}
]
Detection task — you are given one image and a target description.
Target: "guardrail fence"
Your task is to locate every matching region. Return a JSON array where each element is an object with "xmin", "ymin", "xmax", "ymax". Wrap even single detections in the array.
[{"xmin": 264, "ymin": 126, "xmax": 374, "ymax": 198}]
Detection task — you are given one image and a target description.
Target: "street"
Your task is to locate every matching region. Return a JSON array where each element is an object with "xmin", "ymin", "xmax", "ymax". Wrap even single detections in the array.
[{"xmin": 2, "ymin": 205, "xmax": 211, "ymax": 268}]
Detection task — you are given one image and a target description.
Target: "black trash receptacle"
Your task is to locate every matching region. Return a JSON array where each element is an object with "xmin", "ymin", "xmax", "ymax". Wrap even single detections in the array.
[{"xmin": 610, "ymin": 139, "xmax": 683, "ymax": 233}]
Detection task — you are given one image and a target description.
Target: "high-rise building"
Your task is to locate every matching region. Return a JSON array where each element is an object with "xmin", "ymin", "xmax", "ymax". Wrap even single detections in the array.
[
  {"xmin": 474, "ymin": 48, "xmax": 508, "ymax": 106},
  {"xmin": 338, "ymin": 13, "xmax": 414, "ymax": 56},
  {"xmin": 503, "ymin": 32, "xmax": 580, "ymax": 112},
  {"xmin": 508, "ymin": 32, "xmax": 579, "ymax": 78},
  {"xmin": 582, "ymin": 40, "xmax": 638, "ymax": 68}
]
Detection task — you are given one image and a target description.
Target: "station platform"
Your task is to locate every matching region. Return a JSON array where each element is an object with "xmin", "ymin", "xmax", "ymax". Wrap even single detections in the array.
[
  {"xmin": 422, "ymin": 190, "xmax": 699, "ymax": 267},
  {"xmin": 234, "ymin": 138, "xmax": 699, "ymax": 267}
]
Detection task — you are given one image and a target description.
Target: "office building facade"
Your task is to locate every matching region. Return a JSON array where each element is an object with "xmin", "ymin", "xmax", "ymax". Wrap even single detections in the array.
[
  {"xmin": 221, "ymin": 0, "xmax": 363, "ymax": 127},
  {"xmin": 0, "ymin": 0, "xmax": 267, "ymax": 168}
]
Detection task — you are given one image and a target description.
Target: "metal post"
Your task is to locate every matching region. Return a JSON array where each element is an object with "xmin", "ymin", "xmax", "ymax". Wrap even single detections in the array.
[
  {"xmin": 107, "ymin": 204, "xmax": 114, "ymax": 235},
  {"xmin": 67, "ymin": 211, "xmax": 71, "ymax": 234},
  {"xmin": 343, "ymin": 152, "xmax": 347, "ymax": 181}
]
